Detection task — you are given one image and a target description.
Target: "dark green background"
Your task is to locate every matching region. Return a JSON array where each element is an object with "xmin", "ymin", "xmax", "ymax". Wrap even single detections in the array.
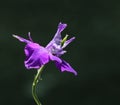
[{"xmin": 0, "ymin": 0, "xmax": 120, "ymax": 105}]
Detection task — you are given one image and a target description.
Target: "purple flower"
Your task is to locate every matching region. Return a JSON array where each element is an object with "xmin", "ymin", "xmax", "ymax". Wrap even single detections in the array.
[{"xmin": 13, "ymin": 22, "xmax": 77, "ymax": 75}]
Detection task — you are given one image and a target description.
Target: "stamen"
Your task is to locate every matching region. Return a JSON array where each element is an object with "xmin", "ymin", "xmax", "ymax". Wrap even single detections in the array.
[{"xmin": 61, "ymin": 34, "xmax": 69, "ymax": 46}]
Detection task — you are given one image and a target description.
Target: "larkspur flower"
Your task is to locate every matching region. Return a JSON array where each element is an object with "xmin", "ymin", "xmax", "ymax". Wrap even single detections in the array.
[{"xmin": 13, "ymin": 22, "xmax": 77, "ymax": 75}]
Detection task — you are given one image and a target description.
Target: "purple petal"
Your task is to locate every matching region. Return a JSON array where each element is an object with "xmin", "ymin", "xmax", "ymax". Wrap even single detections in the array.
[
  {"xmin": 13, "ymin": 34, "xmax": 32, "ymax": 43},
  {"xmin": 62, "ymin": 37, "xmax": 75, "ymax": 48},
  {"xmin": 49, "ymin": 53, "xmax": 62, "ymax": 63},
  {"xmin": 53, "ymin": 22, "xmax": 67, "ymax": 42},
  {"xmin": 24, "ymin": 43, "xmax": 50, "ymax": 69},
  {"xmin": 46, "ymin": 22, "xmax": 67, "ymax": 49},
  {"xmin": 55, "ymin": 60, "xmax": 77, "ymax": 75},
  {"xmin": 57, "ymin": 22, "xmax": 67, "ymax": 33}
]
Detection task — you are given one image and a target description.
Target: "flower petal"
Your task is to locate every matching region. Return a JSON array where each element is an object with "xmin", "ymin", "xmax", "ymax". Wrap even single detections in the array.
[
  {"xmin": 49, "ymin": 53, "xmax": 62, "ymax": 63},
  {"xmin": 62, "ymin": 37, "xmax": 75, "ymax": 48},
  {"xmin": 57, "ymin": 22, "xmax": 67, "ymax": 33},
  {"xmin": 55, "ymin": 60, "xmax": 77, "ymax": 75},
  {"xmin": 13, "ymin": 34, "xmax": 31, "ymax": 43},
  {"xmin": 53, "ymin": 22, "xmax": 67, "ymax": 43},
  {"xmin": 46, "ymin": 22, "xmax": 67, "ymax": 49},
  {"xmin": 24, "ymin": 43, "xmax": 50, "ymax": 69}
]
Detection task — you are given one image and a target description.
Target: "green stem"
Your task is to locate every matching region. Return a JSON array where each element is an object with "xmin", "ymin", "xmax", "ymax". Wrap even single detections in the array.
[{"xmin": 32, "ymin": 65, "xmax": 45, "ymax": 105}]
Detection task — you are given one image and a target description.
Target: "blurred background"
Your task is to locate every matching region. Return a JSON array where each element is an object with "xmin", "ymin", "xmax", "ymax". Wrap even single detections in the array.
[{"xmin": 0, "ymin": 0, "xmax": 120, "ymax": 105}]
